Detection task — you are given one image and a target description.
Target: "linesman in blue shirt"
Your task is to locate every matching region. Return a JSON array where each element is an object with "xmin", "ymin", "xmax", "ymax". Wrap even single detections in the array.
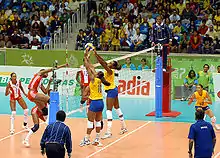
[
  {"xmin": 40, "ymin": 110, "xmax": 72, "ymax": 158},
  {"xmin": 188, "ymin": 108, "xmax": 216, "ymax": 158}
]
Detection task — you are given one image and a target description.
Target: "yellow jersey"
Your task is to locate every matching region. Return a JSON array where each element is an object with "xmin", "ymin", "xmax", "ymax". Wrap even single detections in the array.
[
  {"xmin": 89, "ymin": 78, "xmax": 103, "ymax": 100},
  {"xmin": 104, "ymin": 69, "xmax": 116, "ymax": 91},
  {"xmin": 195, "ymin": 90, "xmax": 208, "ymax": 107}
]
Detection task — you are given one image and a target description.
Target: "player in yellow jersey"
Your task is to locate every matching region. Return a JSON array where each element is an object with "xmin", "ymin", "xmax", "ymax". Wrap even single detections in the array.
[
  {"xmin": 80, "ymin": 48, "xmax": 110, "ymax": 147},
  {"xmin": 93, "ymin": 49, "xmax": 127, "ymax": 139},
  {"xmin": 188, "ymin": 84, "xmax": 220, "ymax": 130}
]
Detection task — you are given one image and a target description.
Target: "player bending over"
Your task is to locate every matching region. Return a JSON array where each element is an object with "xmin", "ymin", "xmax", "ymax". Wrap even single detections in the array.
[{"xmin": 188, "ymin": 84, "xmax": 220, "ymax": 130}]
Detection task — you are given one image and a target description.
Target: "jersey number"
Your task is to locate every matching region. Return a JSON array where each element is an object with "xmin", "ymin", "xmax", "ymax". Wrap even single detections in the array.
[{"xmin": 98, "ymin": 84, "xmax": 102, "ymax": 93}]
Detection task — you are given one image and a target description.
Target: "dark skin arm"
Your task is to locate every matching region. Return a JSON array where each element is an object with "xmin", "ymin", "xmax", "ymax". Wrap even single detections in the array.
[
  {"xmin": 5, "ymin": 82, "xmax": 10, "ymax": 96},
  {"xmin": 84, "ymin": 51, "xmax": 95, "ymax": 82},
  {"xmin": 188, "ymin": 139, "xmax": 193, "ymax": 158},
  {"xmin": 19, "ymin": 81, "xmax": 28, "ymax": 97},
  {"xmin": 93, "ymin": 49, "xmax": 112, "ymax": 75},
  {"xmin": 188, "ymin": 93, "xmax": 195, "ymax": 105},
  {"xmin": 40, "ymin": 77, "xmax": 52, "ymax": 94}
]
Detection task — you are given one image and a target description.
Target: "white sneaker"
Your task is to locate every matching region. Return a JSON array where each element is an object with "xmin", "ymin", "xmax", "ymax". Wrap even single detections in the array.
[
  {"xmin": 101, "ymin": 132, "xmax": 112, "ymax": 140},
  {"xmin": 92, "ymin": 138, "xmax": 103, "ymax": 147},
  {"xmin": 22, "ymin": 139, "xmax": 30, "ymax": 147},
  {"xmin": 10, "ymin": 129, "xmax": 15, "ymax": 135},
  {"xmin": 79, "ymin": 137, "xmax": 90, "ymax": 147},
  {"xmin": 119, "ymin": 128, "xmax": 128, "ymax": 135}
]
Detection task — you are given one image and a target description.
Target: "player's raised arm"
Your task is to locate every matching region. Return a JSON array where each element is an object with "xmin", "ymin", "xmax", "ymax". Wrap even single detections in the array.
[
  {"xmin": 93, "ymin": 49, "xmax": 112, "ymax": 75},
  {"xmin": 84, "ymin": 53, "xmax": 95, "ymax": 81},
  {"xmin": 38, "ymin": 64, "xmax": 67, "ymax": 76}
]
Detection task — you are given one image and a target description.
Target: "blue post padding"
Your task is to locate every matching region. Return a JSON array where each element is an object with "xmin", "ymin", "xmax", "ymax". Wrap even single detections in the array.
[
  {"xmin": 49, "ymin": 91, "xmax": 60, "ymax": 124},
  {"xmin": 155, "ymin": 56, "xmax": 163, "ymax": 118}
]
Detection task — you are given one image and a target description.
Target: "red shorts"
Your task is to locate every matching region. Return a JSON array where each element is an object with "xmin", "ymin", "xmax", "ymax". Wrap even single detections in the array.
[
  {"xmin": 10, "ymin": 95, "xmax": 22, "ymax": 101},
  {"xmin": 28, "ymin": 90, "xmax": 37, "ymax": 102},
  {"xmin": 31, "ymin": 105, "xmax": 46, "ymax": 122}
]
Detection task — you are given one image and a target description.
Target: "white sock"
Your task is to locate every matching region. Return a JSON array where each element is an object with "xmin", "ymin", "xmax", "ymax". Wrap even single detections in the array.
[
  {"xmin": 23, "ymin": 109, "xmax": 29, "ymax": 124},
  {"xmin": 119, "ymin": 117, "xmax": 126, "ymax": 129},
  {"xmin": 25, "ymin": 129, "xmax": 34, "ymax": 141},
  {"xmin": 96, "ymin": 132, "xmax": 100, "ymax": 140},
  {"xmin": 10, "ymin": 111, "xmax": 16, "ymax": 130},
  {"xmin": 85, "ymin": 134, "xmax": 90, "ymax": 140},
  {"xmin": 107, "ymin": 121, "xmax": 112, "ymax": 134}
]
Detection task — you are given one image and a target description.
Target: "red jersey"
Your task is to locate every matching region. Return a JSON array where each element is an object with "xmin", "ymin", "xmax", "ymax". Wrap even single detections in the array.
[
  {"xmin": 80, "ymin": 69, "xmax": 90, "ymax": 86},
  {"xmin": 9, "ymin": 80, "xmax": 22, "ymax": 100},
  {"xmin": 28, "ymin": 74, "xmax": 43, "ymax": 92}
]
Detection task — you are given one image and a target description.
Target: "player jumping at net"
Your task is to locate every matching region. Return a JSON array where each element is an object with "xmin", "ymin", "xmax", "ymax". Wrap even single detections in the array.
[
  {"xmin": 93, "ymin": 49, "xmax": 127, "ymax": 139},
  {"xmin": 76, "ymin": 60, "xmax": 90, "ymax": 110},
  {"xmin": 23, "ymin": 78, "xmax": 52, "ymax": 147},
  {"xmin": 27, "ymin": 64, "xmax": 67, "ymax": 117},
  {"xmin": 5, "ymin": 72, "xmax": 29, "ymax": 135},
  {"xmin": 80, "ymin": 48, "xmax": 110, "ymax": 147},
  {"xmin": 188, "ymin": 84, "xmax": 220, "ymax": 130}
]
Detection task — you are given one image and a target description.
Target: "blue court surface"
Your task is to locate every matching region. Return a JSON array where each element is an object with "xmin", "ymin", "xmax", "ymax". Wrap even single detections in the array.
[{"xmin": 1, "ymin": 93, "xmax": 220, "ymax": 124}]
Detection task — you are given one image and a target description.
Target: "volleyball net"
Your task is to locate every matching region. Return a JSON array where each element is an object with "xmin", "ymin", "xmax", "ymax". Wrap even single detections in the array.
[{"xmin": 60, "ymin": 47, "xmax": 157, "ymax": 115}]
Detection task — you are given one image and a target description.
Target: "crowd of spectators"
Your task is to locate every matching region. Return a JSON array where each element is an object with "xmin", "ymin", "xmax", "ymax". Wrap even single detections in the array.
[
  {"xmin": 76, "ymin": 0, "xmax": 220, "ymax": 54},
  {"xmin": 0, "ymin": 0, "xmax": 81, "ymax": 49}
]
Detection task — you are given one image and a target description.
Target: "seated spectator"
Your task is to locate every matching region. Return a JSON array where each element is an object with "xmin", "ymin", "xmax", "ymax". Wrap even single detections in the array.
[
  {"xmin": 202, "ymin": 34, "xmax": 214, "ymax": 54},
  {"xmin": 111, "ymin": 28, "xmax": 120, "ymax": 51},
  {"xmin": 137, "ymin": 58, "xmax": 149, "ymax": 70},
  {"xmin": 11, "ymin": 30, "xmax": 21, "ymax": 46},
  {"xmin": 139, "ymin": 17, "xmax": 149, "ymax": 36},
  {"xmin": 19, "ymin": 33, "xmax": 29, "ymax": 49},
  {"xmin": 169, "ymin": 10, "xmax": 180, "ymax": 23},
  {"xmin": 31, "ymin": 37, "xmax": 41, "ymax": 49},
  {"xmin": 0, "ymin": 34, "xmax": 4, "ymax": 48},
  {"xmin": 0, "ymin": 10, "xmax": 7, "ymax": 25},
  {"xmin": 122, "ymin": 57, "xmax": 136, "ymax": 70},
  {"xmin": 170, "ymin": 35, "xmax": 179, "ymax": 53},
  {"xmin": 214, "ymin": 38, "xmax": 220, "ymax": 54},
  {"xmin": 188, "ymin": 30, "xmax": 202, "ymax": 53},
  {"xmin": 29, "ymin": 32, "xmax": 41, "ymax": 44},
  {"xmin": 198, "ymin": 19, "xmax": 209, "ymax": 36},
  {"xmin": 206, "ymin": 25, "xmax": 217, "ymax": 39},
  {"xmin": 172, "ymin": 20, "xmax": 183, "ymax": 35},
  {"xmin": 181, "ymin": 69, "xmax": 198, "ymax": 101},
  {"xmin": 182, "ymin": 3, "xmax": 196, "ymax": 20},
  {"xmin": 20, "ymin": 8, "xmax": 29, "ymax": 20},
  {"xmin": 60, "ymin": 9, "xmax": 70, "ymax": 24},
  {"xmin": 214, "ymin": 9, "xmax": 220, "ymax": 22},
  {"xmin": 87, "ymin": 30, "xmax": 98, "ymax": 48},
  {"xmin": 75, "ymin": 29, "xmax": 86, "ymax": 50},
  {"xmin": 130, "ymin": 28, "xmax": 146, "ymax": 52},
  {"xmin": 40, "ymin": 11, "xmax": 49, "ymax": 28},
  {"xmin": 119, "ymin": 25, "xmax": 127, "ymax": 46},
  {"xmin": 133, "ymin": 18, "xmax": 139, "ymax": 30},
  {"xmin": 188, "ymin": 20, "xmax": 197, "ymax": 34},
  {"xmin": 179, "ymin": 32, "xmax": 190, "ymax": 53},
  {"xmin": 176, "ymin": 0, "xmax": 185, "ymax": 15},
  {"xmin": 113, "ymin": 12, "xmax": 121, "ymax": 28},
  {"xmin": 4, "ymin": 36, "xmax": 12, "ymax": 48},
  {"xmin": 125, "ymin": 23, "xmax": 137, "ymax": 51},
  {"xmin": 214, "ymin": 21, "xmax": 220, "ymax": 34}
]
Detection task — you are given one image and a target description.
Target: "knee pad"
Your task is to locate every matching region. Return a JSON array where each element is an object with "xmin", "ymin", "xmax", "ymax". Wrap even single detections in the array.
[
  {"xmin": 106, "ymin": 110, "xmax": 112, "ymax": 120},
  {"xmin": 41, "ymin": 107, "xmax": 48, "ymax": 116},
  {"xmin": 31, "ymin": 124, "xmax": 39, "ymax": 133},
  {"xmin": 24, "ymin": 109, "xmax": 29, "ymax": 116},
  {"xmin": 96, "ymin": 121, "xmax": 101, "ymax": 128},
  {"xmin": 87, "ymin": 120, "xmax": 94, "ymax": 129},
  {"xmin": 211, "ymin": 116, "xmax": 216, "ymax": 124},
  {"xmin": 11, "ymin": 111, "xmax": 16, "ymax": 119},
  {"xmin": 80, "ymin": 100, "xmax": 86, "ymax": 104},
  {"xmin": 101, "ymin": 120, "xmax": 104, "ymax": 130},
  {"xmin": 115, "ymin": 108, "xmax": 123, "ymax": 116}
]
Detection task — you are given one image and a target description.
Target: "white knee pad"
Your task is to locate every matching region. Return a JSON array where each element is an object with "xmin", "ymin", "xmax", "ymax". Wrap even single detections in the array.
[
  {"xmin": 11, "ymin": 111, "xmax": 16, "ymax": 119},
  {"xmin": 87, "ymin": 121, "xmax": 94, "ymax": 129},
  {"xmin": 211, "ymin": 116, "xmax": 216, "ymax": 124},
  {"xmin": 96, "ymin": 121, "xmax": 101, "ymax": 128},
  {"xmin": 115, "ymin": 108, "xmax": 123, "ymax": 116},
  {"xmin": 24, "ymin": 109, "xmax": 29, "ymax": 116},
  {"xmin": 106, "ymin": 110, "xmax": 112, "ymax": 120}
]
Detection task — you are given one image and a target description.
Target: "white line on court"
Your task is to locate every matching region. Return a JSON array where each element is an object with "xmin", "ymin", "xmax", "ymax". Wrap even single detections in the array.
[
  {"xmin": 214, "ymin": 152, "xmax": 220, "ymax": 158},
  {"xmin": 86, "ymin": 121, "xmax": 152, "ymax": 158},
  {"xmin": 0, "ymin": 107, "xmax": 86, "ymax": 142}
]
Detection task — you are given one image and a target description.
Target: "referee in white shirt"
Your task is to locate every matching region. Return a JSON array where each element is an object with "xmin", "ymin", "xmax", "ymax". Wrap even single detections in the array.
[{"xmin": 40, "ymin": 110, "xmax": 72, "ymax": 158}]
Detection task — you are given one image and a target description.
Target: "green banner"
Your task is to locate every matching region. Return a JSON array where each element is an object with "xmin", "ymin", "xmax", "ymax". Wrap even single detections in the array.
[
  {"xmin": 3, "ymin": 49, "xmax": 220, "ymax": 99},
  {"xmin": 0, "ymin": 50, "xmax": 5, "ymax": 65}
]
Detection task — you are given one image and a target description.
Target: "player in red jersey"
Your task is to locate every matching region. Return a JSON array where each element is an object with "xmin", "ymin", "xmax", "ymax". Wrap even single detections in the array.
[
  {"xmin": 23, "ymin": 78, "xmax": 52, "ymax": 147},
  {"xmin": 5, "ymin": 72, "xmax": 29, "ymax": 135},
  {"xmin": 76, "ymin": 63, "xmax": 91, "ymax": 109},
  {"xmin": 27, "ymin": 64, "xmax": 67, "ymax": 117}
]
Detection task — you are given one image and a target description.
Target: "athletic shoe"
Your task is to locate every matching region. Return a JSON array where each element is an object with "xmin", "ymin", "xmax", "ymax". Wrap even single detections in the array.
[
  {"xmin": 101, "ymin": 132, "xmax": 112, "ymax": 139},
  {"xmin": 92, "ymin": 138, "xmax": 103, "ymax": 147},
  {"xmin": 10, "ymin": 129, "xmax": 15, "ymax": 135},
  {"xmin": 22, "ymin": 140, "xmax": 30, "ymax": 147},
  {"xmin": 79, "ymin": 137, "xmax": 90, "ymax": 147},
  {"xmin": 22, "ymin": 123, "xmax": 29, "ymax": 130},
  {"xmin": 119, "ymin": 128, "xmax": 128, "ymax": 135}
]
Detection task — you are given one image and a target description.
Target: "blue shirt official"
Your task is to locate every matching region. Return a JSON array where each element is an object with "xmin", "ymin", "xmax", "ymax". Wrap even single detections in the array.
[
  {"xmin": 40, "ymin": 110, "xmax": 72, "ymax": 158},
  {"xmin": 188, "ymin": 120, "xmax": 215, "ymax": 157}
]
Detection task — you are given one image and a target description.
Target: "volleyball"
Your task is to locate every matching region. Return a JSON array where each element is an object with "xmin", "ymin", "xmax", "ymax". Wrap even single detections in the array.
[{"xmin": 85, "ymin": 43, "xmax": 94, "ymax": 52}]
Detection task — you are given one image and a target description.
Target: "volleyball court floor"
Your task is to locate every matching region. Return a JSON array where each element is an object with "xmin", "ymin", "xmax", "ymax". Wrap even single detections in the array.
[{"xmin": 0, "ymin": 95, "xmax": 220, "ymax": 158}]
